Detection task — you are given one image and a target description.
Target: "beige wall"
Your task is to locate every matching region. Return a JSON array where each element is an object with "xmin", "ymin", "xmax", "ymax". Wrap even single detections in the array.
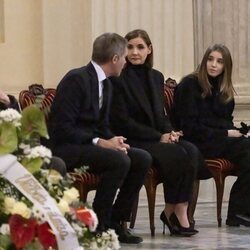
[
  {"xmin": 0, "ymin": 0, "xmax": 43, "ymax": 95},
  {"xmin": 90, "ymin": 0, "xmax": 194, "ymax": 81},
  {"xmin": 0, "ymin": 0, "xmax": 194, "ymax": 94},
  {"xmin": 0, "ymin": 0, "xmax": 4, "ymax": 43},
  {"xmin": 42, "ymin": 0, "xmax": 92, "ymax": 87}
]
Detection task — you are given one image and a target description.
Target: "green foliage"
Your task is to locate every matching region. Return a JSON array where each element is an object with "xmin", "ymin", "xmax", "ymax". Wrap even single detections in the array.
[
  {"xmin": 0, "ymin": 235, "xmax": 12, "ymax": 250},
  {"xmin": 0, "ymin": 122, "xmax": 18, "ymax": 155},
  {"xmin": 20, "ymin": 157, "xmax": 44, "ymax": 174},
  {"xmin": 19, "ymin": 105, "xmax": 48, "ymax": 140}
]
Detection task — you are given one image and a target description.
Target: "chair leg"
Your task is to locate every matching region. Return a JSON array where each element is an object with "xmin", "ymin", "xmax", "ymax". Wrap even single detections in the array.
[
  {"xmin": 213, "ymin": 174, "xmax": 225, "ymax": 227},
  {"xmin": 144, "ymin": 184, "xmax": 157, "ymax": 236},
  {"xmin": 188, "ymin": 179, "xmax": 200, "ymax": 225},
  {"xmin": 130, "ymin": 193, "xmax": 139, "ymax": 229},
  {"xmin": 74, "ymin": 181, "xmax": 88, "ymax": 203}
]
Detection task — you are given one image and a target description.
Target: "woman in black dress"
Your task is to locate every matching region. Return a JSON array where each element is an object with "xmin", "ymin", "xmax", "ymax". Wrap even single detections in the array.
[
  {"xmin": 174, "ymin": 44, "xmax": 250, "ymax": 226},
  {"xmin": 110, "ymin": 29, "xmax": 204, "ymax": 236}
]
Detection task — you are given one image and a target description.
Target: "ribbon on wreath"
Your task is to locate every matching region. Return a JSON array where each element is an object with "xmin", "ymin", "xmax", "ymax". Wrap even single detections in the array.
[{"xmin": 0, "ymin": 154, "xmax": 81, "ymax": 250}]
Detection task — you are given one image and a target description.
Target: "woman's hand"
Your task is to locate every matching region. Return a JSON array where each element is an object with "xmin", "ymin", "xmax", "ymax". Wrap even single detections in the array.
[
  {"xmin": 97, "ymin": 136, "xmax": 130, "ymax": 153},
  {"xmin": 169, "ymin": 130, "xmax": 182, "ymax": 143},
  {"xmin": 160, "ymin": 131, "xmax": 183, "ymax": 143},
  {"xmin": 160, "ymin": 133, "xmax": 171, "ymax": 143},
  {"xmin": 227, "ymin": 129, "xmax": 243, "ymax": 137}
]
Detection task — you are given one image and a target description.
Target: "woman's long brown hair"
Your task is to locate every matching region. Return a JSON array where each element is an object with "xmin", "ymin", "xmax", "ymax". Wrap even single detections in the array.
[{"xmin": 193, "ymin": 44, "xmax": 235, "ymax": 103}]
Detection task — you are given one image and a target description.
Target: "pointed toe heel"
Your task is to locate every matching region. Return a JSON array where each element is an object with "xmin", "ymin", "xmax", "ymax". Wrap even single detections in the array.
[
  {"xmin": 160, "ymin": 211, "xmax": 174, "ymax": 235},
  {"xmin": 169, "ymin": 213, "xmax": 198, "ymax": 237}
]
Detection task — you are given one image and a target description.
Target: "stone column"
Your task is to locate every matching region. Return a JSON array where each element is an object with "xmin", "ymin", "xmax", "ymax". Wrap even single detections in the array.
[
  {"xmin": 193, "ymin": 0, "xmax": 250, "ymax": 87},
  {"xmin": 0, "ymin": 0, "xmax": 4, "ymax": 43}
]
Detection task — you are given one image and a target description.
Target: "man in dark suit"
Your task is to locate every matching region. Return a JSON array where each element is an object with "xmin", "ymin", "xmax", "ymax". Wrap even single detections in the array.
[{"xmin": 48, "ymin": 33, "xmax": 152, "ymax": 244}]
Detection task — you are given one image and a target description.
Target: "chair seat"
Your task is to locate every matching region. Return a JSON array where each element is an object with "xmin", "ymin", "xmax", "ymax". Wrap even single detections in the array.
[
  {"xmin": 146, "ymin": 166, "xmax": 160, "ymax": 179},
  {"xmin": 69, "ymin": 172, "xmax": 101, "ymax": 202},
  {"xmin": 80, "ymin": 172, "xmax": 101, "ymax": 188},
  {"xmin": 205, "ymin": 158, "xmax": 236, "ymax": 172}
]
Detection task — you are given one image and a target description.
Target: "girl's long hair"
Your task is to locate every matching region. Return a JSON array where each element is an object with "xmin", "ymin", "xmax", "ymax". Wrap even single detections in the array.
[{"xmin": 193, "ymin": 44, "xmax": 235, "ymax": 103}]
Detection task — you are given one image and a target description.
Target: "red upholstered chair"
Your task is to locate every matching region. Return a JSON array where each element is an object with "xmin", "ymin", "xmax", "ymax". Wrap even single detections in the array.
[
  {"xmin": 19, "ymin": 84, "xmax": 56, "ymax": 122},
  {"xmin": 204, "ymin": 159, "xmax": 237, "ymax": 227},
  {"xmin": 18, "ymin": 84, "xmax": 101, "ymax": 203}
]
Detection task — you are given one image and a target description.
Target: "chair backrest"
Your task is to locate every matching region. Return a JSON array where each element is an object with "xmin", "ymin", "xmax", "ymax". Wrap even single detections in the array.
[
  {"xmin": 164, "ymin": 78, "xmax": 177, "ymax": 124},
  {"xmin": 19, "ymin": 84, "xmax": 56, "ymax": 121},
  {"xmin": 164, "ymin": 85, "xmax": 174, "ymax": 116}
]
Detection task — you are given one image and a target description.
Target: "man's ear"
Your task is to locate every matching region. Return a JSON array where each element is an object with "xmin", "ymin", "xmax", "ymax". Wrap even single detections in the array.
[{"xmin": 112, "ymin": 54, "xmax": 119, "ymax": 64}]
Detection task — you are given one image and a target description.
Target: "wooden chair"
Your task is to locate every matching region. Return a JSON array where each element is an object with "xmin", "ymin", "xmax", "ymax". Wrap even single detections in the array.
[{"xmin": 204, "ymin": 158, "xmax": 237, "ymax": 227}]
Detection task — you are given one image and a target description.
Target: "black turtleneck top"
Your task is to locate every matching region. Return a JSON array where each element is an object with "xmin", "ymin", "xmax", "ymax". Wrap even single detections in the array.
[
  {"xmin": 173, "ymin": 74, "xmax": 236, "ymax": 158},
  {"xmin": 110, "ymin": 63, "xmax": 172, "ymax": 143},
  {"xmin": 126, "ymin": 63, "xmax": 153, "ymax": 106}
]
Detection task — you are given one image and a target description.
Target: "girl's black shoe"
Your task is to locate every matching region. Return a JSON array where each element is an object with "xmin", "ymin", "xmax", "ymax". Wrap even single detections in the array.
[{"xmin": 169, "ymin": 213, "xmax": 198, "ymax": 237}]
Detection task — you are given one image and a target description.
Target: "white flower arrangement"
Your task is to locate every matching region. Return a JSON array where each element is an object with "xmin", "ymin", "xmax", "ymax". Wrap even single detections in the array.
[
  {"xmin": 0, "ymin": 107, "xmax": 120, "ymax": 249},
  {"xmin": 0, "ymin": 108, "xmax": 21, "ymax": 127}
]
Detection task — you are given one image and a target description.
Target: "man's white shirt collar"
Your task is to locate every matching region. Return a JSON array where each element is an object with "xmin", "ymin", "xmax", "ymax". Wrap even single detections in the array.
[{"xmin": 91, "ymin": 61, "xmax": 106, "ymax": 82}]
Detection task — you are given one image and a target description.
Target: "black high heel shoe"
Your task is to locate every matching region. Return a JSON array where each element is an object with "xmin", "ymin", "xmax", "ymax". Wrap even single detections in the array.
[
  {"xmin": 169, "ymin": 213, "xmax": 198, "ymax": 237},
  {"xmin": 160, "ymin": 211, "xmax": 176, "ymax": 235}
]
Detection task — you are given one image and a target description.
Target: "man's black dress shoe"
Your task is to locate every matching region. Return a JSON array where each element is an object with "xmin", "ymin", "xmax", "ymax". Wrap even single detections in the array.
[
  {"xmin": 110, "ymin": 222, "xmax": 143, "ymax": 244},
  {"xmin": 226, "ymin": 214, "xmax": 250, "ymax": 227}
]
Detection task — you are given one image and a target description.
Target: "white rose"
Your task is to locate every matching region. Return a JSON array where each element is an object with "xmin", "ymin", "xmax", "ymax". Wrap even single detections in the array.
[
  {"xmin": 11, "ymin": 202, "xmax": 31, "ymax": 219},
  {"xmin": 62, "ymin": 187, "xmax": 79, "ymax": 204},
  {"xmin": 57, "ymin": 199, "xmax": 70, "ymax": 215},
  {"xmin": 0, "ymin": 224, "xmax": 10, "ymax": 235},
  {"xmin": 47, "ymin": 169, "xmax": 63, "ymax": 184},
  {"xmin": 4, "ymin": 197, "xmax": 16, "ymax": 214}
]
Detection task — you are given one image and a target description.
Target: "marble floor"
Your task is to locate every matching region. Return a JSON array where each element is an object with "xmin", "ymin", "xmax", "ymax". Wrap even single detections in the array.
[{"xmin": 118, "ymin": 186, "xmax": 250, "ymax": 250}]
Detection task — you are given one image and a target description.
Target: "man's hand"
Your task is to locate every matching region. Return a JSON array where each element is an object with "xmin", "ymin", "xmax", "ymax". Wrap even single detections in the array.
[
  {"xmin": 97, "ymin": 136, "xmax": 130, "ymax": 153},
  {"xmin": 228, "ymin": 129, "xmax": 243, "ymax": 137}
]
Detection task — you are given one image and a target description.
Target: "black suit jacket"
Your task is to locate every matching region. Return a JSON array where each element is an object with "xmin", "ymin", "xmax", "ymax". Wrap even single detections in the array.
[
  {"xmin": 110, "ymin": 65, "xmax": 172, "ymax": 143},
  {"xmin": 48, "ymin": 62, "xmax": 114, "ymax": 146}
]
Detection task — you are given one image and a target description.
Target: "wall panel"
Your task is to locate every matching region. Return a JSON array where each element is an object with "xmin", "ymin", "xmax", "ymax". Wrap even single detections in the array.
[
  {"xmin": 90, "ymin": 0, "xmax": 194, "ymax": 81},
  {"xmin": 193, "ymin": 0, "xmax": 250, "ymax": 85},
  {"xmin": 0, "ymin": 0, "xmax": 4, "ymax": 42}
]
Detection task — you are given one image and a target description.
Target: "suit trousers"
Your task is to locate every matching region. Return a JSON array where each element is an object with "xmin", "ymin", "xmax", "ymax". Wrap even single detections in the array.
[
  {"xmin": 53, "ymin": 144, "xmax": 151, "ymax": 228},
  {"xmin": 129, "ymin": 139, "xmax": 203, "ymax": 204}
]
